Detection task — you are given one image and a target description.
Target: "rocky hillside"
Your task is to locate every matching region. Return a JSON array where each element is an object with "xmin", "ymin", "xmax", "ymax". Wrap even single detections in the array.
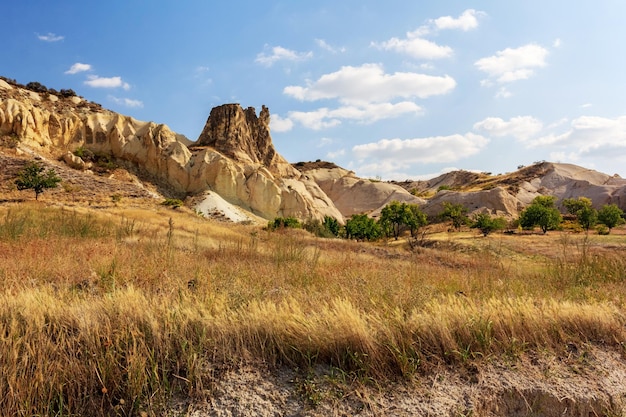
[
  {"xmin": 0, "ymin": 78, "xmax": 341, "ymax": 222},
  {"xmin": 3, "ymin": 76, "xmax": 626, "ymax": 222}
]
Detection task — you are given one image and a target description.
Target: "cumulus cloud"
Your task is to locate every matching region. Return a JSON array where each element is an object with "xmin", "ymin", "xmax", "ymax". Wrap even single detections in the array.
[
  {"xmin": 372, "ymin": 9, "xmax": 484, "ymax": 60},
  {"xmin": 84, "ymin": 75, "xmax": 130, "ymax": 90},
  {"xmin": 495, "ymin": 87, "xmax": 512, "ymax": 99},
  {"xmin": 315, "ymin": 39, "xmax": 345, "ymax": 54},
  {"xmin": 432, "ymin": 9, "xmax": 485, "ymax": 31},
  {"xmin": 326, "ymin": 149, "xmax": 345, "ymax": 159},
  {"xmin": 473, "ymin": 116, "xmax": 543, "ymax": 141},
  {"xmin": 37, "ymin": 32, "xmax": 64, "ymax": 42},
  {"xmin": 255, "ymin": 46, "xmax": 313, "ymax": 67},
  {"xmin": 475, "ymin": 43, "xmax": 549, "ymax": 83},
  {"xmin": 65, "ymin": 63, "xmax": 92, "ymax": 74},
  {"xmin": 109, "ymin": 96, "xmax": 143, "ymax": 108},
  {"xmin": 516, "ymin": 116, "xmax": 626, "ymax": 168},
  {"xmin": 285, "ymin": 101, "xmax": 422, "ymax": 130},
  {"xmin": 284, "ymin": 63, "xmax": 455, "ymax": 104},
  {"xmin": 269, "ymin": 114, "xmax": 294, "ymax": 133},
  {"xmin": 352, "ymin": 133, "xmax": 489, "ymax": 165},
  {"xmin": 372, "ymin": 36, "xmax": 453, "ymax": 60},
  {"xmin": 318, "ymin": 137, "xmax": 334, "ymax": 147}
]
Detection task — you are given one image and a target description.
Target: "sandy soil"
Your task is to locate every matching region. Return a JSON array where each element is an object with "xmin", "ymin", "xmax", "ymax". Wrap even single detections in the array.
[{"xmin": 167, "ymin": 347, "xmax": 626, "ymax": 417}]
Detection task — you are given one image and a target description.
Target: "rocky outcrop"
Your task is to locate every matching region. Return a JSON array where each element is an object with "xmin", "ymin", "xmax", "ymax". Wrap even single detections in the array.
[
  {"xmin": 422, "ymin": 187, "xmax": 523, "ymax": 217},
  {"xmin": 305, "ymin": 166, "xmax": 426, "ymax": 217},
  {"xmin": 197, "ymin": 104, "xmax": 282, "ymax": 170},
  {"xmin": 0, "ymin": 82, "xmax": 343, "ymax": 223}
]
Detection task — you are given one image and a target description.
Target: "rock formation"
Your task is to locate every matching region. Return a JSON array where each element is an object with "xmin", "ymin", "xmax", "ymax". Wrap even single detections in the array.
[
  {"xmin": 0, "ymin": 80, "xmax": 343, "ymax": 222},
  {"xmin": 303, "ymin": 165, "xmax": 425, "ymax": 218},
  {"xmin": 4, "ymin": 77, "xmax": 626, "ymax": 222}
]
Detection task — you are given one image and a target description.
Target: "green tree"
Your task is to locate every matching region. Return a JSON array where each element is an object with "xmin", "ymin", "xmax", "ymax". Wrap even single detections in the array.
[
  {"xmin": 470, "ymin": 213, "xmax": 507, "ymax": 236},
  {"xmin": 562, "ymin": 197, "xmax": 597, "ymax": 231},
  {"xmin": 322, "ymin": 215, "xmax": 340, "ymax": 237},
  {"xmin": 379, "ymin": 201, "xmax": 412, "ymax": 240},
  {"xmin": 440, "ymin": 202, "xmax": 469, "ymax": 231},
  {"xmin": 15, "ymin": 161, "xmax": 61, "ymax": 200},
  {"xmin": 345, "ymin": 214, "xmax": 381, "ymax": 241},
  {"xmin": 519, "ymin": 195, "xmax": 562, "ymax": 234},
  {"xmin": 597, "ymin": 204, "xmax": 625, "ymax": 233},
  {"xmin": 407, "ymin": 204, "xmax": 428, "ymax": 238}
]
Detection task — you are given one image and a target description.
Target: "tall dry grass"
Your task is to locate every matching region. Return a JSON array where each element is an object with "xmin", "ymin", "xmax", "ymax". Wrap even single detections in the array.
[{"xmin": 1, "ymin": 203, "xmax": 626, "ymax": 415}]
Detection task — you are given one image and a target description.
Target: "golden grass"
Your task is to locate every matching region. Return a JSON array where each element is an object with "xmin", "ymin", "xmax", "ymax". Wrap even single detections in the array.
[{"xmin": 1, "ymin": 202, "xmax": 626, "ymax": 415}]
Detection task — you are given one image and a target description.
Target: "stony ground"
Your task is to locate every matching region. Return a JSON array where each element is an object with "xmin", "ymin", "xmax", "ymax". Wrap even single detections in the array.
[{"xmin": 167, "ymin": 347, "xmax": 626, "ymax": 416}]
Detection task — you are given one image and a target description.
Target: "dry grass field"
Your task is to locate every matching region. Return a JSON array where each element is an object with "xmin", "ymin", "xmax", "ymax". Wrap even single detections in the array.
[{"xmin": 1, "ymin": 196, "xmax": 626, "ymax": 415}]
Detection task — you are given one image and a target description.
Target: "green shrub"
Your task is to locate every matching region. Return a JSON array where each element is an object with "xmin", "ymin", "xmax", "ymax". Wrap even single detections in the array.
[
  {"xmin": 268, "ymin": 217, "xmax": 301, "ymax": 231},
  {"xmin": 161, "ymin": 199, "xmax": 184, "ymax": 209},
  {"xmin": 596, "ymin": 224, "xmax": 610, "ymax": 235}
]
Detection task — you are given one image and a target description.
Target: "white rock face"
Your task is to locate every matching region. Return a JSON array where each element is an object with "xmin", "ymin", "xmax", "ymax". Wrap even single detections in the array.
[
  {"xmin": 306, "ymin": 167, "xmax": 425, "ymax": 217},
  {"xmin": 0, "ymin": 88, "xmax": 344, "ymax": 222}
]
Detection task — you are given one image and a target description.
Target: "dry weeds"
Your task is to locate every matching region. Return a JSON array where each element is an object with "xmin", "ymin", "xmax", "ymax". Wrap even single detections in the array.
[{"xmin": 1, "ymin": 202, "xmax": 626, "ymax": 415}]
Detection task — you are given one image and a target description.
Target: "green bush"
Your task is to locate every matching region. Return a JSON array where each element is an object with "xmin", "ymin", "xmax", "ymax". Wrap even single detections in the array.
[
  {"xmin": 303, "ymin": 216, "xmax": 341, "ymax": 238},
  {"xmin": 161, "ymin": 199, "xmax": 184, "ymax": 209},
  {"xmin": 268, "ymin": 217, "xmax": 301, "ymax": 231}
]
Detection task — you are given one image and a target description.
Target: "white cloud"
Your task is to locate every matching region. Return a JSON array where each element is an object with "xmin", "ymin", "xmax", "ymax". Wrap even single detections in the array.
[
  {"xmin": 432, "ymin": 9, "xmax": 485, "ymax": 31},
  {"xmin": 580, "ymin": 103, "xmax": 593, "ymax": 109},
  {"xmin": 526, "ymin": 116, "xmax": 626, "ymax": 160},
  {"xmin": 475, "ymin": 43, "xmax": 549, "ymax": 83},
  {"xmin": 326, "ymin": 149, "xmax": 345, "ymax": 159},
  {"xmin": 84, "ymin": 75, "xmax": 130, "ymax": 90},
  {"xmin": 553, "ymin": 38, "xmax": 562, "ymax": 48},
  {"xmin": 473, "ymin": 116, "xmax": 543, "ymax": 141},
  {"xmin": 65, "ymin": 63, "xmax": 92, "ymax": 74},
  {"xmin": 269, "ymin": 114, "xmax": 294, "ymax": 133},
  {"xmin": 286, "ymin": 101, "xmax": 422, "ymax": 130},
  {"xmin": 109, "ymin": 96, "xmax": 143, "ymax": 108},
  {"xmin": 371, "ymin": 9, "xmax": 484, "ymax": 60},
  {"xmin": 495, "ymin": 87, "xmax": 512, "ymax": 99},
  {"xmin": 372, "ymin": 36, "xmax": 453, "ymax": 60},
  {"xmin": 255, "ymin": 45, "xmax": 313, "ymax": 67},
  {"xmin": 318, "ymin": 137, "xmax": 334, "ymax": 147},
  {"xmin": 352, "ymin": 133, "xmax": 489, "ymax": 165},
  {"xmin": 37, "ymin": 32, "xmax": 64, "ymax": 42},
  {"xmin": 284, "ymin": 63, "xmax": 455, "ymax": 104},
  {"xmin": 315, "ymin": 39, "xmax": 345, "ymax": 53}
]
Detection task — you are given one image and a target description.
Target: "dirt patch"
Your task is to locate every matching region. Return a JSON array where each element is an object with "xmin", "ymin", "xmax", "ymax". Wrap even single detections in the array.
[{"xmin": 168, "ymin": 347, "xmax": 626, "ymax": 416}]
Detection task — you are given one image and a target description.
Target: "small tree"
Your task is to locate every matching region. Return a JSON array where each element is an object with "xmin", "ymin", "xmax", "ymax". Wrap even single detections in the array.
[
  {"xmin": 15, "ymin": 161, "xmax": 61, "ymax": 200},
  {"xmin": 345, "ymin": 214, "xmax": 381, "ymax": 241},
  {"xmin": 563, "ymin": 197, "xmax": 597, "ymax": 232},
  {"xmin": 379, "ymin": 201, "xmax": 411, "ymax": 240},
  {"xmin": 407, "ymin": 204, "xmax": 428, "ymax": 238},
  {"xmin": 440, "ymin": 202, "xmax": 469, "ymax": 231},
  {"xmin": 470, "ymin": 213, "xmax": 507, "ymax": 236},
  {"xmin": 519, "ymin": 195, "xmax": 562, "ymax": 234},
  {"xmin": 598, "ymin": 204, "xmax": 625, "ymax": 233}
]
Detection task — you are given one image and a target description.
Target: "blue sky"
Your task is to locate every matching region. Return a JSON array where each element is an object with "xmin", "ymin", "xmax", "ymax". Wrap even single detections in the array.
[{"xmin": 4, "ymin": 1, "xmax": 626, "ymax": 180}]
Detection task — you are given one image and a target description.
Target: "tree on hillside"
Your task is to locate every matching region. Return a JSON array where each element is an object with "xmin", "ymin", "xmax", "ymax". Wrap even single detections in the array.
[
  {"xmin": 407, "ymin": 204, "xmax": 428, "ymax": 238},
  {"xmin": 440, "ymin": 202, "xmax": 469, "ymax": 231},
  {"xmin": 598, "ymin": 204, "xmax": 625, "ymax": 233},
  {"xmin": 519, "ymin": 195, "xmax": 562, "ymax": 234},
  {"xmin": 470, "ymin": 213, "xmax": 507, "ymax": 236},
  {"xmin": 563, "ymin": 197, "xmax": 597, "ymax": 231},
  {"xmin": 379, "ymin": 201, "xmax": 411, "ymax": 240},
  {"xmin": 345, "ymin": 214, "xmax": 381, "ymax": 241},
  {"xmin": 379, "ymin": 201, "xmax": 429, "ymax": 240},
  {"xmin": 15, "ymin": 161, "xmax": 61, "ymax": 200}
]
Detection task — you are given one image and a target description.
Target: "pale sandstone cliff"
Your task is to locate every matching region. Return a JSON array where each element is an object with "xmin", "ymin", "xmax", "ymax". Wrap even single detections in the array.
[{"xmin": 0, "ymin": 81, "xmax": 342, "ymax": 222}]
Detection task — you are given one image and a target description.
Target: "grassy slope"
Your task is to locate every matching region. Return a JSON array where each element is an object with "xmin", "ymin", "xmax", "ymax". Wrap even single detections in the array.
[{"xmin": 2, "ymin": 198, "xmax": 626, "ymax": 415}]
